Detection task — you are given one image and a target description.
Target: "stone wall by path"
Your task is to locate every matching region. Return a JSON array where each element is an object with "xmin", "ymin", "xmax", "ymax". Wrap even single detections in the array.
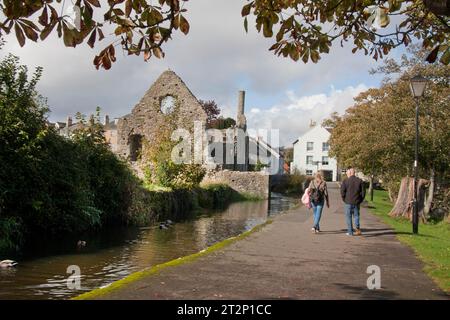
[{"xmin": 201, "ymin": 170, "xmax": 270, "ymax": 199}]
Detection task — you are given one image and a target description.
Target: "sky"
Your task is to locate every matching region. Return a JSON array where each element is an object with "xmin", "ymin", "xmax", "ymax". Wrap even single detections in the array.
[{"xmin": 0, "ymin": 0, "xmax": 406, "ymax": 146}]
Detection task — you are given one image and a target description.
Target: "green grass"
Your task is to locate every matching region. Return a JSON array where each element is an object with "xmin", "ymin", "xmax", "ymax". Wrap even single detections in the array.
[
  {"xmin": 233, "ymin": 192, "xmax": 264, "ymax": 202},
  {"xmin": 143, "ymin": 183, "xmax": 173, "ymax": 192},
  {"xmin": 368, "ymin": 190, "xmax": 450, "ymax": 293}
]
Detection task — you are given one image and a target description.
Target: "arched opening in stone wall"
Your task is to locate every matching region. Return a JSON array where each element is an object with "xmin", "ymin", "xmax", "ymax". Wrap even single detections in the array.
[
  {"xmin": 129, "ymin": 134, "xmax": 143, "ymax": 162},
  {"xmin": 160, "ymin": 95, "xmax": 176, "ymax": 115}
]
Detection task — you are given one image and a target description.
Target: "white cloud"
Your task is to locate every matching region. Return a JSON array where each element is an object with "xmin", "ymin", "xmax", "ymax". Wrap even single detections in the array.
[{"xmin": 247, "ymin": 84, "xmax": 368, "ymax": 146}]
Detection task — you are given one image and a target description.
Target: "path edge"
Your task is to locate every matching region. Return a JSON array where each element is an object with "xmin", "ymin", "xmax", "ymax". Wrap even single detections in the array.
[{"xmin": 72, "ymin": 219, "xmax": 274, "ymax": 300}]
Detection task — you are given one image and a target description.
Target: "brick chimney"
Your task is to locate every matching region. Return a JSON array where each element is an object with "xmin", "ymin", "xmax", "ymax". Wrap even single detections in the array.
[{"xmin": 236, "ymin": 90, "xmax": 247, "ymax": 130}]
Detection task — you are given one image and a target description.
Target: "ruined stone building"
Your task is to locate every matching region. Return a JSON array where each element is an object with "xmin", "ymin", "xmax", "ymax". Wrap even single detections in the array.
[
  {"xmin": 114, "ymin": 70, "xmax": 208, "ymax": 162},
  {"xmin": 54, "ymin": 70, "xmax": 284, "ymax": 197}
]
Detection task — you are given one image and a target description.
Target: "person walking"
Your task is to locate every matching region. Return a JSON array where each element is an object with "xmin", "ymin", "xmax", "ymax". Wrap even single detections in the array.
[
  {"xmin": 308, "ymin": 172, "xmax": 329, "ymax": 234},
  {"xmin": 340, "ymin": 167, "xmax": 366, "ymax": 236}
]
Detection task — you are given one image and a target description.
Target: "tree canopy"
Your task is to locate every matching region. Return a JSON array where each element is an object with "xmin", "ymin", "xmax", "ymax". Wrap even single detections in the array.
[
  {"xmin": 199, "ymin": 99, "xmax": 221, "ymax": 126},
  {"xmin": 326, "ymin": 47, "xmax": 449, "ymax": 194},
  {"xmin": 243, "ymin": 0, "xmax": 449, "ymax": 64},
  {"xmin": 0, "ymin": 1, "xmax": 448, "ymax": 70}
]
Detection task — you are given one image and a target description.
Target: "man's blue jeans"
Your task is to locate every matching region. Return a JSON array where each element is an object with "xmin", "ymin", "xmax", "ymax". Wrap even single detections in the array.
[
  {"xmin": 345, "ymin": 203, "xmax": 360, "ymax": 235},
  {"xmin": 312, "ymin": 201, "xmax": 324, "ymax": 231}
]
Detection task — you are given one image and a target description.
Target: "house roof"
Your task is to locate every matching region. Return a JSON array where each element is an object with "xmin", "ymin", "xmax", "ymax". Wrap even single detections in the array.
[{"xmin": 293, "ymin": 125, "xmax": 331, "ymax": 145}]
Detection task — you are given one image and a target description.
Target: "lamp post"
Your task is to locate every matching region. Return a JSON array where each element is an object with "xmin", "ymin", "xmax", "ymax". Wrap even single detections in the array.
[{"xmin": 409, "ymin": 75, "xmax": 427, "ymax": 235}]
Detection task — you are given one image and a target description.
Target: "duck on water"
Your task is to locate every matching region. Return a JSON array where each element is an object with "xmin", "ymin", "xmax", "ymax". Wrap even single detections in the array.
[
  {"xmin": 159, "ymin": 220, "xmax": 173, "ymax": 230},
  {"xmin": 0, "ymin": 260, "xmax": 18, "ymax": 268}
]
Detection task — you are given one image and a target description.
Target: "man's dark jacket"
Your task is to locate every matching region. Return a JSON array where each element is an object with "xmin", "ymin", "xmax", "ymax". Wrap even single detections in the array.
[{"xmin": 341, "ymin": 176, "xmax": 366, "ymax": 205}]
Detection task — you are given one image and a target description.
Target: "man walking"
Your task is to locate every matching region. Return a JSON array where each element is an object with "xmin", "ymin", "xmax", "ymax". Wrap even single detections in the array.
[{"xmin": 340, "ymin": 167, "xmax": 366, "ymax": 236}]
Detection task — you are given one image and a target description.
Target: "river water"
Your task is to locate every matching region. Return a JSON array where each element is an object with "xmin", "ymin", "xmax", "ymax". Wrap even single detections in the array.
[{"xmin": 0, "ymin": 194, "xmax": 299, "ymax": 300}]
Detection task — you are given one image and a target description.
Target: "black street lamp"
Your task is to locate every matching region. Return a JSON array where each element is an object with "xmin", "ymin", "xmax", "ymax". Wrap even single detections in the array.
[{"xmin": 409, "ymin": 75, "xmax": 427, "ymax": 235}]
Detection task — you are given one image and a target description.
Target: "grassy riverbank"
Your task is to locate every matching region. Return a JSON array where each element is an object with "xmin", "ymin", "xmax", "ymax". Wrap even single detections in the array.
[
  {"xmin": 132, "ymin": 183, "xmax": 261, "ymax": 226},
  {"xmin": 1, "ymin": 178, "xmax": 258, "ymax": 256},
  {"xmin": 368, "ymin": 190, "xmax": 450, "ymax": 292}
]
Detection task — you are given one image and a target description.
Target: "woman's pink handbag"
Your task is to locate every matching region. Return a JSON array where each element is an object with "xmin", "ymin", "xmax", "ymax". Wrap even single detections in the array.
[{"xmin": 301, "ymin": 187, "xmax": 311, "ymax": 209}]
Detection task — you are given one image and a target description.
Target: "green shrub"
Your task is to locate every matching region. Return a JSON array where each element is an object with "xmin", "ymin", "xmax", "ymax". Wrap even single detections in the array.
[
  {"xmin": 149, "ymin": 160, "xmax": 206, "ymax": 190},
  {"xmin": 0, "ymin": 217, "xmax": 23, "ymax": 254},
  {"xmin": 272, "ymin": 172, "xmax": 308, "ymax": 195},
  {"xmin": 0, "ymin": 55, "xmax": 154, "ymax": 254},
  {"xmin": 136, "ymin": 183, "xmax": 245, "ymax": 224},
  {"xmin": 199, "ymin": 183, "xmax": 239, "ymax": 208}
]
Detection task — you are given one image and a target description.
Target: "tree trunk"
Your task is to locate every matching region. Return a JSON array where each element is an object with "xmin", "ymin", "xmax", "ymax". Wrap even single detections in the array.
[
  {"xmin": 423, "ymin": 169, "xmax": 435, "ymax": 219},
  {"xmin": 417, "ymin": 178, "xmax": 428, "ymax": 223},
  {"xmin": 390, "ymin": 177, "xmax": 413, "ymax": 219},
  {"xmin": 389, "ymin": 176, "xmax": 429, "ymax": 222},
  {"xmin": 388, "ymin": 187, "xmax": 395, "ymax": 202}
]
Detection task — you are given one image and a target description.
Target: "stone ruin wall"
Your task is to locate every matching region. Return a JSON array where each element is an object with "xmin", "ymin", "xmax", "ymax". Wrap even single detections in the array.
[
  {"xmin": 115, "ymin": 71, "xmax": 208, "ymax": 164},
  {"xmin": 201, "ymin": 170, "xmax": 270, "ymax": 199}
]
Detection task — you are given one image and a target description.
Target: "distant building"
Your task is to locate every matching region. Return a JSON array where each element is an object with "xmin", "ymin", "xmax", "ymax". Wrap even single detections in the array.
[{"xmin": 291, "ymin": 124, "xmax": 339, "ymax": 181}]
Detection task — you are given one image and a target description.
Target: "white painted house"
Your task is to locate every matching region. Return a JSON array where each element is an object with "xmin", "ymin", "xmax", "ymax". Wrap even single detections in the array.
[{"xmin": 291, "ymin": 125, "xmax": 339, "ymax": 181}]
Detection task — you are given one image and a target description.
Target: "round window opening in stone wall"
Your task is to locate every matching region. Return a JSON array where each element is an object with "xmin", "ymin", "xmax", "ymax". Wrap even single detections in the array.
[{"xmin": 160, "ymin": 95, "xmax": 176, "ymax": 115}]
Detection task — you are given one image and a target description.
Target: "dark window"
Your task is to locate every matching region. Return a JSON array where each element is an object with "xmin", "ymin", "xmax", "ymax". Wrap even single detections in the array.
[{"xmin": 129, "ymin": 134, "xmax": 143, "ymax": 162}]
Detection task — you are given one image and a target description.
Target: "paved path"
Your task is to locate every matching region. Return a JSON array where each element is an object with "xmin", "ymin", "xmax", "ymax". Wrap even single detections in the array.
[{"xmin": 96, "ymin": 183, "xmax": 447, "ymax": 300}]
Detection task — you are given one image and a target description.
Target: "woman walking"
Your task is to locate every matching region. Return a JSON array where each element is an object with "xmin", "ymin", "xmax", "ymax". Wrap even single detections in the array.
[{"xmin": 308, "ymin": 172, "xmax": 329, "ymax": 233}]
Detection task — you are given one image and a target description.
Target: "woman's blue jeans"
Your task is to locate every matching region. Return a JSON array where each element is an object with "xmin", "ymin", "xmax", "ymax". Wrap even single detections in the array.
[{"xmin": 311, "ymin": 201, "xmax": 324, "ymax": 230}]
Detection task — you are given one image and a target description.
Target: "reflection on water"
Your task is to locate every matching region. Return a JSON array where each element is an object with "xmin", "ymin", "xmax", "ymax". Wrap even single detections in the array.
[{"xmin": 0, "ymin": 193, "xmax": 298, "ymax": 300}]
